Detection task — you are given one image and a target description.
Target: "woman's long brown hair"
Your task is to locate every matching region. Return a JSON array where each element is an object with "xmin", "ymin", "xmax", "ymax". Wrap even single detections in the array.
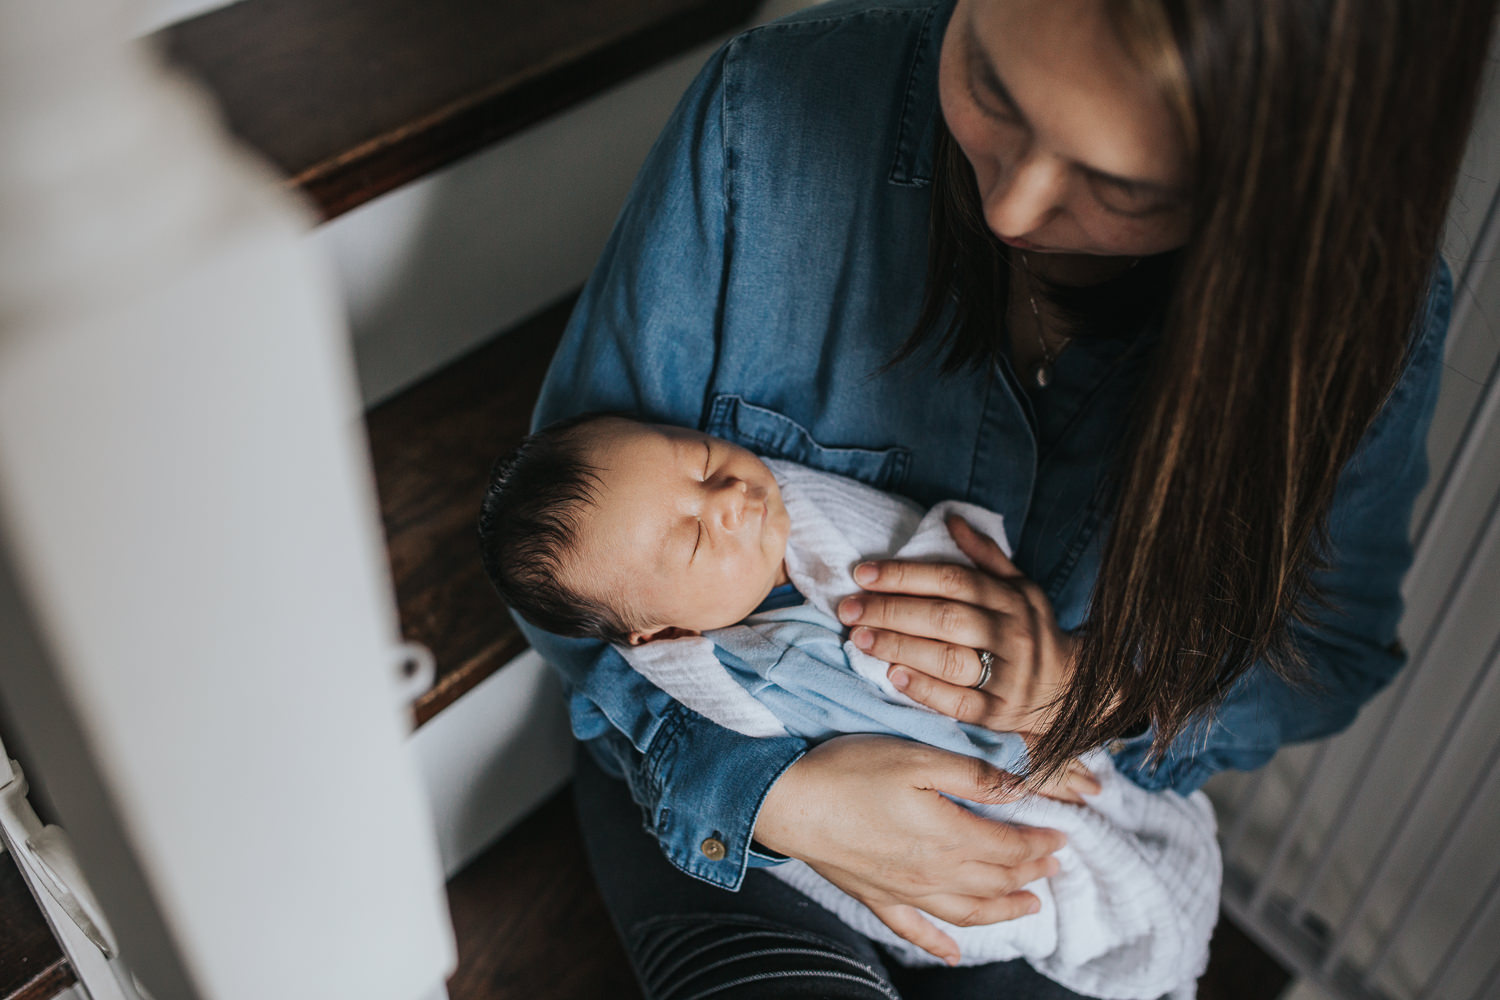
[{"xmin": 906, "ymin": 0, "xmax": 1498, "ymax": 784}]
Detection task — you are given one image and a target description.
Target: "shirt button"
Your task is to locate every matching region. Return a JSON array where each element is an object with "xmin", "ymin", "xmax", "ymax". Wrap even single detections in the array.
[{"xmin": 700, "ymin": 837, "xmax": 727, "ymax": 861}]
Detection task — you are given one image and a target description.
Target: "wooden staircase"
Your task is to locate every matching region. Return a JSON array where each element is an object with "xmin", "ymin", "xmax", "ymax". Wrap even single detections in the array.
[
  {"xmin": 0, "ymin": 1, "xmax": 1295, "ymax": 997},
  {"xmin": 0, "ymin": 0, "xmax": 753, "ymax": 996}
]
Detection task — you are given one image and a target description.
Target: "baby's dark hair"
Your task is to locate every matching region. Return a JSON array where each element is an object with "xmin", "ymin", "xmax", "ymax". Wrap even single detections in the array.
[{"xmin": 477, "ymin": 412, "xmax": 637, "ymax": 643}]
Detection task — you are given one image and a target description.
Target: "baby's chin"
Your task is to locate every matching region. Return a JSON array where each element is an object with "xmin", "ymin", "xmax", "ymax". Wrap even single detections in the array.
[{"xmin": 710, "ymin": 562, "xmax": 792, "ymax": 631}]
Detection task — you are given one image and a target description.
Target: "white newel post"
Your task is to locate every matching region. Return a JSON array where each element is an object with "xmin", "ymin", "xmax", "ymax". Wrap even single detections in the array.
[{"xmin": 0, "ymin": 2, "xmax": 457, "ymax": 999}]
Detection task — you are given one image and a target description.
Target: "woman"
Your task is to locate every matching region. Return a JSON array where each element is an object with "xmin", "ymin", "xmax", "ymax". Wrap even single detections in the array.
[{"xmin": 515, "ymin": 0, "xmax": 1495, "ymax": 996}]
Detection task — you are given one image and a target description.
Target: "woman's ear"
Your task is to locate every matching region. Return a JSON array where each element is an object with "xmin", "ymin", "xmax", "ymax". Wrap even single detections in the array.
[{"xmin": 628, "ymin": 625, "xmax": 702, "ymax": 645}]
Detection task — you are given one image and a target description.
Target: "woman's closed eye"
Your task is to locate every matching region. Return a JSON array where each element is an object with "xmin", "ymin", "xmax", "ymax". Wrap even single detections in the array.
[
  {"xmin": 1087, "ymin": 172, "xmax": 1186, "ymax": 219},
  {"xmin": 691, "ymin": 519, "xmax": 703, "ymax": 562}
]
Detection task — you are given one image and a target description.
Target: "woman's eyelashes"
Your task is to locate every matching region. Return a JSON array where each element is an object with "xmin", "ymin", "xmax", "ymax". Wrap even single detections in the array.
[
  {"xmin": 961, "ymin": 43, "xmax": 1184, "ymax": 222},
  {"xmin": 1086, "ymin": 174, "xmax": 1183, "ymax": 218},
  {"xmin": 965, "ymin": 66, "xmax": 1022, "ymax": 129}
]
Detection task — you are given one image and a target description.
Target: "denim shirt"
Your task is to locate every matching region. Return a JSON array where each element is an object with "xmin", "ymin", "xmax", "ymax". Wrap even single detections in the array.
[{"xmin": 517, "ymin": 0, "xmax": 1451, "ymax": 890}]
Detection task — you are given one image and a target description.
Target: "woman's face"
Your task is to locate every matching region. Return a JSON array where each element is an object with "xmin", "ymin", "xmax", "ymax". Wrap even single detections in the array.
[{"xmin": 938, "ymin": 0, "xmax": 1193, "ymax": 259}]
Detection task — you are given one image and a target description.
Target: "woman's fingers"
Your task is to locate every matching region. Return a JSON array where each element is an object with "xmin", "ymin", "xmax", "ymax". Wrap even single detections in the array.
[
  {"xmin": 870, "ymin": 903, "xmax": 960, "ymax": 965},
  {"xmin": 922, "ymin": 759, "xmax": 1069, "ymax": 862},
  {"xmin": 1029, "ymin": 759, "xmax": 1102, "ymax": 803},
  {"xmin": 1066, "ymin": 759, "xmax": 1102, "ymax": 796},
  {"xmin": 920, "ymin": 890, "xmax": 1045, "ymax": 929},
  {"xmin": 852, "ymin": 557, "xmax": 1023, "ymax": 612},
  {"xmin": 839, "ymin": 591, "xmax": 1022, "ymax": 650},
  {"xmin": 852, "ymin": 626, "xmax": 986, "ymax": 688},
  {"xmin": 869, "ymin": 888, "xmax": 1047, "ymax": 964},
  {"xmin": 890, "ymin": 662, "xmax": 995, "ymax": 725},
  {"xmin": 955, "ymin": 855, "xmax": 1061, "ymax": 896},
  {"xmin": 887, "ymin": 658, "xmax": 1040, "ymax": 731},
  {"xmin": 946, "ymin": 514, "xmax": 1023, "ymax": 579}
]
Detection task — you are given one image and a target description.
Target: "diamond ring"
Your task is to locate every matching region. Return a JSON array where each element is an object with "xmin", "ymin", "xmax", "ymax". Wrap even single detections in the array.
[{"xmin": 973, "ymin": 649, "xmax": 995, "ymax": 689}]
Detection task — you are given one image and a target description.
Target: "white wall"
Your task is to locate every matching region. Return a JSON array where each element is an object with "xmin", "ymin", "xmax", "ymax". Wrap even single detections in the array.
[
  {"xmin": 318, "ymin": 0, "xmax": 824, "ymax": 405},
  {"xmin": 313, "ymin": 43, "xmax": 722, "ymax": 405}
]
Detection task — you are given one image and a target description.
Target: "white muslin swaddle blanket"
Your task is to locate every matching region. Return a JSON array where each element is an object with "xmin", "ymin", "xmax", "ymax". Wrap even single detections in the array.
[{"xmin": 619, "ymin": 459, "xmax": 1220, "ymax": 1000}]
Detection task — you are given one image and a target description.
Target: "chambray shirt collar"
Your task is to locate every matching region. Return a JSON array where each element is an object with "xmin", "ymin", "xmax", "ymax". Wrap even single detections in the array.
[{"xmin": 888, "ymin": 0, "xmax": 951, "ymax": 187}]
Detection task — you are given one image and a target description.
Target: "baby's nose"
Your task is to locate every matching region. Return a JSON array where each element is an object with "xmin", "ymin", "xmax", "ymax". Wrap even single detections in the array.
[{"xmin": 715, "ymin": 478, "xmax": 749, "ymax": 529}]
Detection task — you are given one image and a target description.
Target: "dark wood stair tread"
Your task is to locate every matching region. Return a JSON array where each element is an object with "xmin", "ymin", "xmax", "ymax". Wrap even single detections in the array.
[
  {"xmin": 367, "ymin": 295, "xmax": 572, "ymax": 727},
  {"xmin": 445, "ymin": 786, "xmax": 642, "ymax": 1000},
  {"xmin": 0, "ymin": 851, "xmax": 74, "ymax": 1000},
  {"xmin": 161, "ymin": 0, "xmax": 759, "ymax": 219}
]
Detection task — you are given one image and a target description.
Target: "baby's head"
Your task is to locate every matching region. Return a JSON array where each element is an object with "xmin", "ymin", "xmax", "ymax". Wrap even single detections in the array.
[{"xmin": 479, "ymin": 413, "xmax": 791, "ymax": 645}]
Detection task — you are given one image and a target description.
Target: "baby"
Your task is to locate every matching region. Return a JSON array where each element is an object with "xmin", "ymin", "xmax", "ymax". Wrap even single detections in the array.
[
  {"xmin": 479, "ymin": 413, "xmax": 1219, "ymax": 1000},
  {"xmin": 478, "ymin": 412, "xmax": 794, "ymax": 647}
]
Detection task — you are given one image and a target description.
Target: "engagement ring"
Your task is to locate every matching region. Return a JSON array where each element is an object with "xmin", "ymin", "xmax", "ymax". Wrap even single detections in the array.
[{"xmin": 973, "ymin": 649, "xmax": 995, "ymax": 689}]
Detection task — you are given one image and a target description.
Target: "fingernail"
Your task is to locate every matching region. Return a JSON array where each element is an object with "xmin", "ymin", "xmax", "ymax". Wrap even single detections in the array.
[
  {"xmin": 838, "ymin": 597, "xmax": 863, "ymax": 623},
  {"xmin": 1045, "ymin": 858, "xmax": 1061, "ymax": 877},
  {"xmin": 1027, "ymin": 898, "xmax": 1041, "ymax": 915},
  {"xmin": 946, "ymin": 952, "xmax": 961, "ymax": 967},
  {"xmin": 852, "ymin": 626, "xmax": 874, "ymax": 650},
  {"xmin": 889, "ymin": 667, "xmax": 910, "ymax": 691},
  {"xmin": 853, "ymin": 562, "xmax": 878, "ymax": 585}
]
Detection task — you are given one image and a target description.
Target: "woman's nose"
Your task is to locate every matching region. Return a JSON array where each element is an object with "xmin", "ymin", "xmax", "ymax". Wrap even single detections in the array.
[{"xmin": 984, "ymin": 152, "xmax": 1067, "ymax": 240}]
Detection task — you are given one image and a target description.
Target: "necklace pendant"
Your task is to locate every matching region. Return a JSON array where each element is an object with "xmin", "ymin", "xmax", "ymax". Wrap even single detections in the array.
[{"xmin": 1031, "ymin": 359, "xmax": 1055, "ymax": 389}]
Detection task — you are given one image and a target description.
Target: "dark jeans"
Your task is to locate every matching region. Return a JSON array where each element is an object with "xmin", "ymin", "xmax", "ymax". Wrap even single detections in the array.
[{"xmin": 574, "ymin": 744, "xmax": 1091, "ymax": 1000}]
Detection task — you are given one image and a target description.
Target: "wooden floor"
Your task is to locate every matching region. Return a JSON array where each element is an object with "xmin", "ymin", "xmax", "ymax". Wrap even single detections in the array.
[
  {"xmin": 0, "ymin": 855, "xmax": 72, "ymax": 1000},
  {"xmin": 446, "ymin": 787, "xmax": 1293, "ymax": 1000},
  {"xmin": 445, "ymin": 788, "xmax": 639, "ymax": 1000}
]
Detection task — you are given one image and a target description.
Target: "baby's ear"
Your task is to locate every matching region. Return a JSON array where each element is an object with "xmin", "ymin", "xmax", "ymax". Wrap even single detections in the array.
[{"xmin": 628, "ymin": 626, "xmax": 702, "ymax": 645}]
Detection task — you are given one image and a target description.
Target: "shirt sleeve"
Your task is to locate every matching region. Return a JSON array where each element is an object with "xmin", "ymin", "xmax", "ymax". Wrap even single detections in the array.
[
  {"xmin": 515, "ymin": 39, "xmax": 809, "ymax": 889},
  {"xmin": 1112, "ymin": 259, "xmax": 1454, "ymax": 794}
]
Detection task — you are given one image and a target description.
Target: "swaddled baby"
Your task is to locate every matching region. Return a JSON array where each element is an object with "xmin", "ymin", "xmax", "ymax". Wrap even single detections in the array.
[{"xmin": 479, "ymin": 413, "xmax": 1219, "ymax": 1000}]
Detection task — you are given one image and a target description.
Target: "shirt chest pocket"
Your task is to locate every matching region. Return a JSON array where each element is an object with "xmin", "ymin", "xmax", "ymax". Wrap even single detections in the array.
[{"xmin": 704, "ymin": 395, "xmax": 911, "ymax": 491}]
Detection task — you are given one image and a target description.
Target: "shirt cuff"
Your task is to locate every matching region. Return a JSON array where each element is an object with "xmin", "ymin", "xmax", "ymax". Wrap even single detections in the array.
[{"xmin": 642, "ymin": 704, "xmax": 807, "ymax": 889}]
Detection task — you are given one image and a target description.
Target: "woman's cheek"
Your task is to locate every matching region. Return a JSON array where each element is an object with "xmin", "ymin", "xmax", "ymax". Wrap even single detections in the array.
[
  {"xmin": 1090, "ymin": 211, "xmax": 1192, "ymax": 257},
  {"xmin": 937, "ymin": 33, "xmax": 995, "ymax": 173}
]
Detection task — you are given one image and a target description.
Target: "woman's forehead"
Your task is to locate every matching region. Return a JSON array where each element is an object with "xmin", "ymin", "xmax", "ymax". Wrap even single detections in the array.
[{"xmin": 962, "ymin": 0, "xmax": 1188, "ymax": 187}]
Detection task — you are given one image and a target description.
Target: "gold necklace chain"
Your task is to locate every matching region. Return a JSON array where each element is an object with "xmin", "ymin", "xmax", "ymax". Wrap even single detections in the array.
[
  {"xmin": 1017, "ymin": 251, "xmax": 1142, "ymax": 389},
  {"xmin": 1018, "ymin": 251, "xmax": 1066, "ymax": 390}
]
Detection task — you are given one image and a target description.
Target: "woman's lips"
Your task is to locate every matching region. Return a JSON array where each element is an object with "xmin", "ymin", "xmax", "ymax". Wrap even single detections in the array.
[{"xmin": 997, "ymin": 233, "xmax": 1047, "ymax": 251}]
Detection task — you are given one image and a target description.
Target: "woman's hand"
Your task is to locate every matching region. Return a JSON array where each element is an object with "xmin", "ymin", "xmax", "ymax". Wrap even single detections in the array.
[
  {"xmin": 754, "ymin": 734, "xmax": 1067, "ymax": 965},
  {"xmin": 1019, "ymin": 737, "xmax": 1102, "ymax": 803},
  {"xmin": 838, "ymin": 515, "xmax": 1076, "ymax": 734}
]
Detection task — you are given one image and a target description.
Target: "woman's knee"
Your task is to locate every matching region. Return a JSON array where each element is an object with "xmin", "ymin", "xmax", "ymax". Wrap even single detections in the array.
[{"xmin": 629, "ymin": 912, "xmax": 900, "ymax": 1000}]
